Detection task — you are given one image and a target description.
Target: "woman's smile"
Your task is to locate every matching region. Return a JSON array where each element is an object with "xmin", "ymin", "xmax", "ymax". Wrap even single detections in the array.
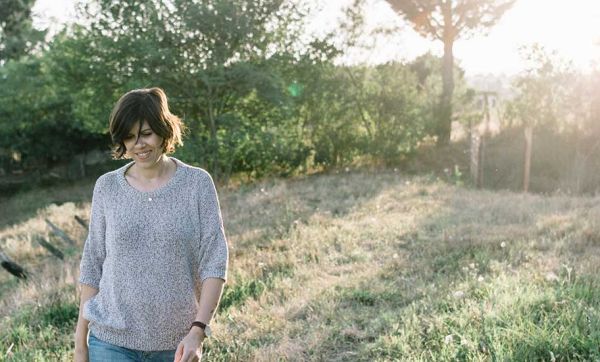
[{"xmin": 135, "ymin": 149, "xmax": 152, "ymax": 161}]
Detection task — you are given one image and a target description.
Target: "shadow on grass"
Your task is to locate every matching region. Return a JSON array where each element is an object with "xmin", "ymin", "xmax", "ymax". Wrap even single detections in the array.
[
  {"xmin": 216, "ymin": 171, "xmax": 412, "ymax": 316},
  {"xmin": 0, "ymin": 161, "xmax": 128, "ymax": 230},
  {"xmin": 239, "ymin": 181, "xmax": 600, "ymax": 360},
  {"xmin": 0, "ymin": 179, "xmax": 96, "ymax": 229}
]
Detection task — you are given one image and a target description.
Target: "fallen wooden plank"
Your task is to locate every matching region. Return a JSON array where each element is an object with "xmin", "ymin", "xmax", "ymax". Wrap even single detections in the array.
[
  {"xmin": 45, "ymin": 219, "xmax": 76, "ymax": 246},
  {"xmin": 34, "ymin": 235, "xmax": 64, "ymax": 260},
  {"xmin": 74, "ymin": 215, "xmax": 88, "ymax": 230},
  {"xmin": 0, "ymin": 251, "xmax": 28, "ymax": 279}
]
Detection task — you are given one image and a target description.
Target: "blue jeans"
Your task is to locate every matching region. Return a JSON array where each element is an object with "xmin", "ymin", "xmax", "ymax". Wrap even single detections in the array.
[{"xmin": 88, "ymin": 331, "xmax": 177, "ymax": 362}]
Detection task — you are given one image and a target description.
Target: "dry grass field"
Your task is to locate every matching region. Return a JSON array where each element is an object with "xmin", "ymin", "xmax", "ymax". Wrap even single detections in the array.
[{"xmin": 1, "ymin": 168, "xmax": 599, "ymax": 361}]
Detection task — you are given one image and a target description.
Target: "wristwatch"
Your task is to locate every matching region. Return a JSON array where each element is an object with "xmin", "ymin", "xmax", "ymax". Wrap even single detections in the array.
[{"xmin": 190, "ymin": 321, "xmax": 212, "ymax": 338}]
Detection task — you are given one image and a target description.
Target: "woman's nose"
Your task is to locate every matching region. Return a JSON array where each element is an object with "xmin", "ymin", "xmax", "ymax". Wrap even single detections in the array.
[{"xmin": 134, "ymin": 136, "xmax": 145, "ymax": 146}]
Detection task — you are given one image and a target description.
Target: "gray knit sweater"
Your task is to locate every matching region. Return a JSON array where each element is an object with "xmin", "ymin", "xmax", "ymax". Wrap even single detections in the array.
[{"xmin": 78, "ymin": 157, "xmax": 228, "ymax": 351}]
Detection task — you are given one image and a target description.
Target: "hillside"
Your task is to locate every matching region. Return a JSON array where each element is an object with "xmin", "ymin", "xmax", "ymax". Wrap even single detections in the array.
[{"xmin": 1, "ymin": 169, "xmax": 599, "ymax": 361}]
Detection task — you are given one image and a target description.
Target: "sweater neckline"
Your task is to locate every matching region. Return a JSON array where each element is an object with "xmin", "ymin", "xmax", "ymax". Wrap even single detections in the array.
[{"xmin": 117, "ymin": 157, "xmax": 185, "ymax": 197}]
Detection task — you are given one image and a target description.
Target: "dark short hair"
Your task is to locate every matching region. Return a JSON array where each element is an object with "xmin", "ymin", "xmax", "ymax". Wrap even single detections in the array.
[{"xmin": 109, "ymin": 87, "xmax": 185, "ymax": 159}]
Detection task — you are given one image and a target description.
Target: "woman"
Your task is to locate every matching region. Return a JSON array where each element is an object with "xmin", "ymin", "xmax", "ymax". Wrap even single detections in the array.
[{"xmin": 74, "ymin": 88, "xmax": 228, "ymax": 362}]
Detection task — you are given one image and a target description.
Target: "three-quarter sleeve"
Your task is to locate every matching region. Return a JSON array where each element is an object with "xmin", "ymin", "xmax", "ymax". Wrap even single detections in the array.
[
  {"xmin": 197, "ymin": 173, "xmax": 229, "ymax": 283},
  {"xmin": 79, "ymin": 178, "xmax": 107, "ymax": 289}
]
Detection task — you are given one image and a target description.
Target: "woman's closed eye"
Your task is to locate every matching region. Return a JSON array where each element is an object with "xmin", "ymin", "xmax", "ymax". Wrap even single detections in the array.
[{"xmin": 125, "ymin": 131, "xmax": 152, "ymax": 140}]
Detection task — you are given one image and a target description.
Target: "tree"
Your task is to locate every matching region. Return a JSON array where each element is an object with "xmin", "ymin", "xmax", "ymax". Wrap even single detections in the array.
[
  {"xmin": 0, "ymin": 0, "xmax": 46, "ymax": 63},
  {"xmin": 0, "ymin": 54, "xmax": 107, "ymax": 168},
  {"xmin": 408, "ymin": 51, "xmax": 473, "ymax": 137},
  {"xmin": 360, "ymin": 62, "xmax": 427, "ymax": 162},
  {"xmin": 385, "ymin": 0, "xmax": 514, "ymax": 145},
  {"xmin": 58, "ymin": 0, "xmax": 311, "ymax": 180},
  {"xmin": 505, "ymin": 45, "xmax": 573, "ymax": 192}
]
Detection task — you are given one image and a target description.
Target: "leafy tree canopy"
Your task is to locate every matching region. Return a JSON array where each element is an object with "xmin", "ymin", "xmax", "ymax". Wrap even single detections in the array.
[{"xmin": 0, "ymin": 0, "xmax": 46, "ymax": 63}]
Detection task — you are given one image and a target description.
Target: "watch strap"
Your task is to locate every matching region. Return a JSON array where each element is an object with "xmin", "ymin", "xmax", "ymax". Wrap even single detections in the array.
[{"xmin": 190, "ymin": 321, "xmax": 208, "ymax": 331}]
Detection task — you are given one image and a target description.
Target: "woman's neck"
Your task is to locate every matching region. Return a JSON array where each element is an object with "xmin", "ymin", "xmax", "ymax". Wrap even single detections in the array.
[{"xmin": 130, "ymin": 155, "xmax": 173, "ymax": 183}]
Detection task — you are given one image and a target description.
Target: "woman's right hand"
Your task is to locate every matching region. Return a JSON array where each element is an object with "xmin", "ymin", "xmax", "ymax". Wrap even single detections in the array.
[
  {"xmin": 74, "ymin": 344, "xmax": 88, "ymax": 362},
  {"xmin": 75, "ymin": 284, "xmax": 97, "ymax": 362}
]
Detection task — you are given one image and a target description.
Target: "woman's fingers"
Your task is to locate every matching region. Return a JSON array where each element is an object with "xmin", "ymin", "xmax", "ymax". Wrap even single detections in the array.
[
  {"xmin": 180, "ymin": 348, "xmax": 201, "ymax": 362},
  {"xmin": 182, "ymin": 351, "xmax": 199, "ymax": 362},
  {"xmin": 174, "ymin": 343, "xmax": 183, "ymax": 362}
]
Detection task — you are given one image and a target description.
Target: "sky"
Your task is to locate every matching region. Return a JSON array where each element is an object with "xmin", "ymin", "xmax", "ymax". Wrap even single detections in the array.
[{"xmin": 32, "ymin": 0, "xmax": 600, "ymax": 76}]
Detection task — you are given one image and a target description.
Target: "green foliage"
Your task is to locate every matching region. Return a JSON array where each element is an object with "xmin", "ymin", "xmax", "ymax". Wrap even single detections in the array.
[
  {"xmin": 360, "ymin": 63, "xmax": 426, "ymax": 162},
  {"xmin": 294, "ymin": 60, "xmax": 429, "ymax": 167},
  {"xmin": 505, "ymin": 45, "xmax": 574, "ymax": 129},
  {"xmin": 0, "ymin": 55, "xmax": 106, "ymax": 167},
  {"xmin": 294, "ymin": 62, "xmax": 365, "ymax": 167},
  {"xmin": 62, "ymin": 0, "xmax": 312, "ymax": 179},
  {"xmin": 0, "ymin": 0, "xmax": 481, "ymax": 181},
  {"xmin": 0, "ymin": 0, "xmax": 46, "ymax": 63}
]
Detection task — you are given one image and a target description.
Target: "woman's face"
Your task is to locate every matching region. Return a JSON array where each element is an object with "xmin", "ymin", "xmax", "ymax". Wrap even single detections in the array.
[{"xmin": 123, "ymin": 120, "xmax": 165, "ymax": 165}]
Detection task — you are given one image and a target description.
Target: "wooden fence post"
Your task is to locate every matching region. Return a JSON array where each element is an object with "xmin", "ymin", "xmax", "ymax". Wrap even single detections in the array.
[{"xmin": 523, "ymin": 126, "xmax": 533, "ymax": 193}]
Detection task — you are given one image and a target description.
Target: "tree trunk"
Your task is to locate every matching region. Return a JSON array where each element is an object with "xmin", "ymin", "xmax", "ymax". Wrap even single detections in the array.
[{"xmin": 438, "ymin": 3, "xmax": 455, "ymax": 146}]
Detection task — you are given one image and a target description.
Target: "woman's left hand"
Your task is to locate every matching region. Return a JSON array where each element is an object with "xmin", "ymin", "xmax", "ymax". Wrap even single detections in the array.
[{"xmin": 174, "ymin": 329, "xmax": 204, "ymax": 362}]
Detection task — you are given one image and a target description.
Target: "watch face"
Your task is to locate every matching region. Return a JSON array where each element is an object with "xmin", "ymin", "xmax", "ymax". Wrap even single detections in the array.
[{"xmin": 204, "ymin": 325, "xmax": 212, "ymax": 338}]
